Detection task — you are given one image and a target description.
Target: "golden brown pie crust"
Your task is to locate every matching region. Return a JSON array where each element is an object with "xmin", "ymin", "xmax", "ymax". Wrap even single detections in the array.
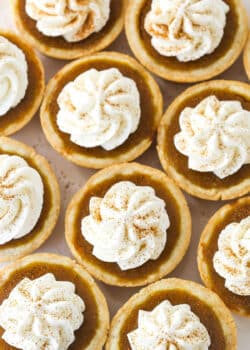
[
  {"xmin": 0, "ymin": 137, "xmax": 60, "ymax": 263},
  {"xmin": 106, "ymin": 278, "xmax": 237, "ymax": 350},
  {"xmin": 11, "ymin": 0, "xmax": 126, "ymax": 60},
  {"xmin": 244, "ymin": 33, "xmax": 250, "ymax": 79},
  {"xmin": 65, "ymin": 162, "xmax": 191, "ymax": 287},
  {"xmin": 198, "ymin": 197, "xmax": 250, "ymax": 317},
  {"xmin": 41, "ymin": 52, "xmax": 163, "ymax": 169},
  {"xmin": 0, "ymin": 30, "xmax": 44, "ymax": 136},
  {"xmin": 125, "ymin": 0, "xmax": 249, "ymax": 83},
  {"xmin": 157, "ymin": 80, "xmax": 250, "ymax": 201},
  {"xmin": 0, "ymin": 253, "xmax": 110, "ymax": 350}
]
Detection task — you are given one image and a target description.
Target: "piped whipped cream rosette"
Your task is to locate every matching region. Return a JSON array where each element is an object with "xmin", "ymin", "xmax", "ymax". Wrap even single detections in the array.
[
  {"xmin": 0, "ymin": 36, "xmax": 28, "ymax": 116},
  {"xmin": 213, "ymin": 216, "xmax": 250, "ymax": 296},
  {"xmin": 174, "ymin": 95, "xmax": 250, "ymax": 179},
  {"xmin": 127, "ymin": 300, "xmax": 211, "ymax": 350},
  {"xmin": 144, "ymin": 0, "xmax": 229, "ymax": 62},
  {"xmin": 0, "ymin": 155, "xmax": 44, "ymax": 245},
  {"xmin": 81, "ymin": 181, "xmax": 170, "ymax": 270},
  {"xmin": 25, "ymin": 0, "xmax": 111, "ymax": 42},
  {"xmin": 0, "ymin": 273, "xmax": 85, "ymax": 350},
  {"xmin": 57, "ymin": 68, "xmax": 141, "ymax": 150}
]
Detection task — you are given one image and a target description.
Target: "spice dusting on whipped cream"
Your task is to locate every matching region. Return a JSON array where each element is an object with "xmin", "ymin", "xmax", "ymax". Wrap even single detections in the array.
[
  {"xmin": 213, "ymin": 216, "xmax": 250, "ymax": 296},
  {"xmin": 25, "ymin": 0, "xmax": 111, "ymax": 42},
  {"xmin": 128, "ymin": 300, "xmax": 211, "ymax": 350},
  {"xmin": 174, "ymin": 96, "xmax": 250, "ymax": 179},
  {"xmin": 145, "ymin": 0, "xmax": 229, "ymax": 62},
  {"xmin": 0, "ymin": 155, "xmax": 44, "ymax": 245},
  {"xmin": 81, "ymin": 181, "xmax": 170, "ymax": 270},
  {"xmin": 57, "ymin": 68, "xmax": 141, "ymax": 151},
  {"xmin": 0, "ymin": 273, "xmax": 85, "ymax": 350},
  {"xmin": 0, "ymin": 36, "xmax": 28, "ymax": 116}
]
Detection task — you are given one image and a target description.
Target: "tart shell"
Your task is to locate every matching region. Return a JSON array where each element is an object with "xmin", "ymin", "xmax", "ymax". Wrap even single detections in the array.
[
  {"xmin": 198, "ymin": 196, "xmax": 250, "ymax": 317},
  {"xmin": 157, "ymin": 80, "xmax": 250, "ymax": 201},
  {"xmin": 106, "ymin": 278, "xmax": 237, "ymax": 350},
  {"xmin": 41, "ymin": 52, "xmax": 163, "ymax": 169},
  {"xmin": 0, "ymin": 137, "xmax": 60, "ymax": 263},
  {"xmin": 65, "ymin": 162, "xmax": 191, "ymax": 287},
  {"xmin": 11, "ymin": 0, "xmax": 126, "ymax": 60},
  {"xmin": 0, "ymin": 253, "xmax": 110, "ymax": 350},
  {"xmin": 125, "ymin": 0, "xmax": 249, "ymax": 83},
  {"xmin": 244, "ymin": 33, "xmax": 250, "ymax": 79}
]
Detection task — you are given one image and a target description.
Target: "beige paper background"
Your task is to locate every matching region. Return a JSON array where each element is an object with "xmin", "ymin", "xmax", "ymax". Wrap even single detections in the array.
[{"xmin": 1, "ymin": 1, "xmax": 250, "ymax": 348}]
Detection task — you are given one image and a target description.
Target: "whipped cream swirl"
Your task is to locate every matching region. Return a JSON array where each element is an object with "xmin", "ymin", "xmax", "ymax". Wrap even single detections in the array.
[
  {"xmin": 0, "ymin": 36, "xmax": 28, "ymax": 116},
  {"xmin": 0, "ymin": 273, "xmax": 85, "ymax": 350},
  {"xmin": 144, "ymin": 0, "xmax": 229, "ymax": 62},
  {"xmin": 213, "ymin": 216, "xmax": 250, "ymax": 296},
  {"xmin": 174, "ymin": 96, "xmax": 250, "ymax": 179},
  {"xmin": 128, "ymin": 300, "xmax": 211, "ymax": 350},
  {"xmin": 57, "ymin": 68, "xmax": 141, "ymax": 150},
  {"xmin": 0, "ymin": 155, "xmax": 44, "ymax": 245},
  {"xmin": 26, "ymin": 0, "xmax": 111, "ymax": 42},
  {"xmin": 81, "ymin": 181, "xmax": 170, "ymax": 270}
]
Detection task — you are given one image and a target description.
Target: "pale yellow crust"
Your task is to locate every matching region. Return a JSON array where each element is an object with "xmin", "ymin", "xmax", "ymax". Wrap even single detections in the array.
[
  {"xmin": 157, "ymin": 80, "xmax": 250, "ymax": 201},
  {"xmin": 0, "ymin": 253, "xmax": 110, "ymax": 350},
  {"xmin": 40, "ymin": 52, "xmax": 163, "ymax": 169},
  {"xmin": 65, "ymin": 162, "xmax": 191, "ymax": 287},
  {"xmin": 0, "ymin": 137, "xmax": 60, "ymax": 263},
  {"xmin": 106, "ymin": 278, "xmax": 237, "ymax": 350},
  {"xmin": 243, "ymin": 33, "xmax": 250, "ymax": 79},
  {"xmin": 0, "ymin": 30, "xmax": 45, "ymax": 136},
  {"xmin": 125, "ymin": 0, "xmax": 249, "ymax": 83},
  {"xmin": 197, "ymin": 197, "xmax": 250, "ymax": 317},
  {"xmin": 11, "ymin": 0, "xmax": 126, "ymax": 60}
]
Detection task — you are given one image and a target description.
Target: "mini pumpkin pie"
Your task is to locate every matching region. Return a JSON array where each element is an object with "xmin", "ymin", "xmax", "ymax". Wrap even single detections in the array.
[
  {"xmin": 157, "ymin": 80, "xmax": 250, "ymax": 201},
  {"xmin": 0, "ymin": 30, "xmax": 44, "ymax": 136},
  {"xmin": 198, "ymin": 196, "xmax": 250, "ymax": 317},
  {"xmin": 0, "ymin": 137, "xmax": 60, "ymax": 263},
  {"xmin": 125, "ymin": 0, "xmax": 248, "ymax": 83},
  {"xmin": 106, "ymin": 278, "xmax": 237, "ymax": 350},
  {"xmin": 11, "ymin": 0, "xmax": 126, "ymax": 60},
  {"xmin": 244, "ymin": 33, "xmax": 250, "ymax": 79},
  {"xmin": 65, "ymin": 162, "xmax": 191, "ymax": 287},
  {"xmin": 41, "ymin": 52, "xmax": 163, "ymax": 168},
  {"xmin": 0, "ymin": 253, "xmax": 109, "ymax": 350}
]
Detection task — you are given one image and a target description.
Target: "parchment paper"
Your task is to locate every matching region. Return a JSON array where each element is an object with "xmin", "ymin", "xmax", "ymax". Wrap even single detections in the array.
[{"xmin": 1, "ymin": 1, "xmax": 250, "ymax": 348}]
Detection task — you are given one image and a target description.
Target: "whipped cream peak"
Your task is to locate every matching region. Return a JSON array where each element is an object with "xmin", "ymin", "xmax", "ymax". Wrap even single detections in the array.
[
  {"xmin": 174, "ymin": 95, "xmax": 250, "ymax": 179},
  {"xmin": 0, "ymin": 273, "xmax": 85, "ymax": 350},
  {"xmin": 0, "ymin": 155, "xmax": 44, "ymax": 245},
  {"xmin": 81, "ymin": 181, "xmax": 170, "ymax": 270},
  {"xmin": 128, "ymin": 300, "xmax": 211, "ymax": 350},
  {"xmin": 26, "ymin": 0, "xmax": 111, "ymax": 42},
  {"xmin": 213, "ymin": 216, "xmax": 250, "ymax": 296},
  {"xmin": 144, "ymin": 0, "xmax": 229, "ymax": 62},
  {"xmin": 57, "ymin": 68, "xmax": 141, "ymax": 151},
  {"xmin": 0, "ymin": 36, "xmax": 28, "ymax": 116}
]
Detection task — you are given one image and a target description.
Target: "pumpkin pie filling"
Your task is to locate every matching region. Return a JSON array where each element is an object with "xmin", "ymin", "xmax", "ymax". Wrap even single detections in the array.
[
  {"xmin": 69, "ymin": 169, "xmax": 185, "ymax": 284},
  {"xmin": 0, "ymin": 31, "xmax": 44, "ymax": 135},
  {"xmin": 158, "ymin": 86, "xmax": 250, "ymax": 190},
  {"xmin": 138, "ymin": 0, "xmax": 237, "ymax": 72},
  {"xmin": 13, "ymin": 0, "xmax": 125, "ymax": 57},
  {"xmin": 199, "ymin": 198, "xmax": 250, "ymax": 315},
  {"xmin": 0, "ymin": 262, "xmax": 100, "ymax": 349},
  {"xmin": 118, "ymin": 289, "xmax": 226, "ymax": 350},
  {"xmin": 42, "ymin": 55, "xmax": 161, "ymax": 165}
]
